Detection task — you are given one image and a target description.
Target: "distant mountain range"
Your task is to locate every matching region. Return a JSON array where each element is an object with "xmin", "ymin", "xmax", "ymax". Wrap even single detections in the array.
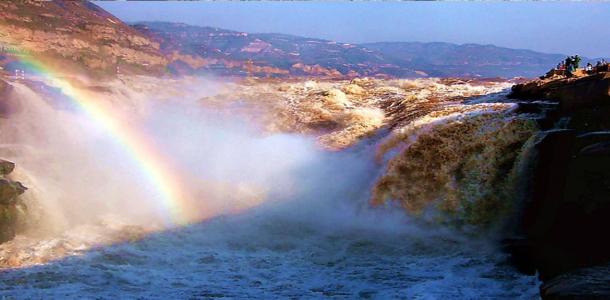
[
  {"xmin": 133, "ymin": 21, "xmax": 572, "ymax": 79},
  {"xmin": 0, "ymin": 1, "xmax": 595, "ymax": 79}
]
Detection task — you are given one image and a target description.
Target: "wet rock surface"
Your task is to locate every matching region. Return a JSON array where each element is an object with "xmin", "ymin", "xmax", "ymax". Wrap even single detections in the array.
[
  {"xmin": 0, "ymin": 159, "xmax": 27, "ymax": 244},
  {"xmin": 507, "ymin": 72, "xmax": 610, "ymax": 298},
  {"xmin": 0, "ymin": 160, "xmax": 15, "ymax": 176},
  {"xmin": 541, "ymin": 264, "xmax": 610, "ymax": 300}
]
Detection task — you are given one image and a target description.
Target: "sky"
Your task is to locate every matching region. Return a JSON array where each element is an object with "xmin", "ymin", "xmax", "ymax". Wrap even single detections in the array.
[{"xmin": 98, "ymin": 2, "xmax": 610, "ymax": 58}]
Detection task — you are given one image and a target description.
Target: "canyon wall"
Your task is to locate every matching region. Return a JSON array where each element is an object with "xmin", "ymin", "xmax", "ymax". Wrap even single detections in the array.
[
  {"xmin": 0, "ymin": 1, "xmax": 167, "ymax": 77},
  {"xmin": 508, "ymin": 71, "xmax": 610, "ymax": 299}
]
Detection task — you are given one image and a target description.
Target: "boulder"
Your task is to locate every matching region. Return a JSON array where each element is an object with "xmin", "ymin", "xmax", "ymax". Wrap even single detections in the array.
[
  {"xmin": 0, "ymin": 205, "xmax": 19, "ymax": 243},
  {"xmin": 0, "ymin": 178, "xmax": 26, "ymax": 205},
  {"xmin": 0, "ymin": 159, "xmax": 27, "ymax": 244},
  {"xmin": 0, "ymin": 159, "xmax": 15, "ymax": 175}
]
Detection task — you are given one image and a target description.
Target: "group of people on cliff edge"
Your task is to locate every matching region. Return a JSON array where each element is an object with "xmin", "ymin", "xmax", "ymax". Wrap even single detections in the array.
[
  {"xmin": 548, "ymin": 56, "xmax": 608, "ymax": 78},
  {"xmin": 555, "ymin": 55, "xmax": 581, "ymax": 76}
]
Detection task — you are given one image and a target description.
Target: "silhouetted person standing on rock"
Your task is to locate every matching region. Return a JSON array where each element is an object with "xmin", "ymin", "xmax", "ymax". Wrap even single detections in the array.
[
  {"xmin": 565, "ymin": 57, "xmax": 575, "ymax": 77},
  {"xmin": 573, "ymin": 55, "xmax": 581, "ymax": 68}
]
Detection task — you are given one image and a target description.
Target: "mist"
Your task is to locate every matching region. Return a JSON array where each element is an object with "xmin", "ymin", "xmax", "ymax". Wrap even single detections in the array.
[
  {"xmin": 0, "ymin": 76, "xmax": 539, "ymax": 299},
  {"xmin": 0, "ymin": 76, "xmax": 415, "ymax": 240}
]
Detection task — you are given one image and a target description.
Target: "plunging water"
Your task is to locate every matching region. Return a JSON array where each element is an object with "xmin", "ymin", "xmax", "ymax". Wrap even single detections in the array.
[{"xmin": 0, "ymin": 76, "xmax": 538, "ymax": 299}]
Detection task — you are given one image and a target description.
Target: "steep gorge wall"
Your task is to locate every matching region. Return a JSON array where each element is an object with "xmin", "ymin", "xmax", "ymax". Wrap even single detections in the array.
[
  {"xmin": 0, "ymin": 1, "xmax": 168, "ymax": 77},
  {"xmin": 508, "ymin": 71, "xmax": 610, "ymax": 299},
  {"xmin": 0, "ymin": 80, "xmax": 28, "ymax": 244}
]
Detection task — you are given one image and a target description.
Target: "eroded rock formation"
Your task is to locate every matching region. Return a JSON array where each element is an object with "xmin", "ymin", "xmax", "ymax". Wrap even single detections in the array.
[
  {"xmin": 0, "ymin": 1, "xmax": 168, "ymax": 77},
  {"xmin": 0, "ymin": 159, "xmax": 27, "ymax": 243},
  {"xmin": 507, "ymin": 71, "xmax": 610, "ymax": 299}
]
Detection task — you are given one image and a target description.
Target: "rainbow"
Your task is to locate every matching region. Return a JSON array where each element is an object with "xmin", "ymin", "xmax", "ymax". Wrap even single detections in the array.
[{"xmin": 10, "ymin": 53, "xmax": 196, "ymax": 226}]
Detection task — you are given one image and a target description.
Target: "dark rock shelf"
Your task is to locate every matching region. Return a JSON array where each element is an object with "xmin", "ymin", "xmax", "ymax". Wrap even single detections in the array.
[{"xmin": 507, "ymin": 71, "xmax": 610, "ymax": 299}]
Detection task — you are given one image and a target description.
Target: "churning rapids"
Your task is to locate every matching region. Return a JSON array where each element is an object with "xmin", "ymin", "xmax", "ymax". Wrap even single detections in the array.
[{"xmin": 0, "ymin": 76, "xmax": 539, "ymax": 299}]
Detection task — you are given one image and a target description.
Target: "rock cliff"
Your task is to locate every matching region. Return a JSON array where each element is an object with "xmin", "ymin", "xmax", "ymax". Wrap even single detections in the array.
[
  {"xmin": 0, "ymin": 159, "xmax": 27, "ymax": 243},
  {"xmin": 0, "ymin": 1, "xmax": 168, "ymax": 77},
  {"xmin": 507, "ymin": 71, "xmax": 610, "ymax": 299}
]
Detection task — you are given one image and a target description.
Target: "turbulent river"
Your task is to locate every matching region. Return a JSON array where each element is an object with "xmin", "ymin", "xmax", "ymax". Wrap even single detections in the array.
[
  {"xmin": 0, "ymin": 76, "xmax": 539, "ymax": 299},
  {"xmin": 0, "ymin": 210, "xmax": 539, "ymax": 299}
]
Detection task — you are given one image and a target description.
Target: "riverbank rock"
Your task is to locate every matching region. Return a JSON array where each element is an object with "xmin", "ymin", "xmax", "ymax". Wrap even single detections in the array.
[
  {"xmin": 0, "ymin": 158, "xmax": 27, "ymax": 243},
  {"xmin": 0, "ymin": 159, "xmax": 15, "ymax": 175},
  {"xmin": 510, "ymin": 72, "xmax": 610, "ymax": 112},
  {"xmin": 515, "ymin": 130, "xmax": 610, "ymax": 280},
  {"xmin": 506, "ymin": 71, "xmax": 610, "ymax": 298},
  {"xmin": 0, "ymin": 1, "xmax": 168, "ymax": 78}
]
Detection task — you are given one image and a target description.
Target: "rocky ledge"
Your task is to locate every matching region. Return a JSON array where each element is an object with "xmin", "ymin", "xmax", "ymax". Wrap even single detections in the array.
[
  {"xmin": 507, "ymin": 71, "xmax": 610, "ymax": 299},
  {"xmin": 0, "ymin": 159, "xmax": 27, "ymax": 243},
  {"xmin": 511, "ymin": 71, "xmax": 610, "ymax": 112}
]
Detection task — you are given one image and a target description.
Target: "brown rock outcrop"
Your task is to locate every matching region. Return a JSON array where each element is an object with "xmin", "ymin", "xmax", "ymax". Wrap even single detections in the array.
[
  {"xmin": 0, "ymin": 1, "xmax": 168, "ymax": 77},
  {"xmin": 510, "ymin": 72, "xmax": 610, "ymax": 111},
  {"xmin": 0, "ymin": 159, "xmax": 27, "ymax": 244},
  {"xmin": 0, "ymin": 160, "xmax": 15, "ymax": 176}
]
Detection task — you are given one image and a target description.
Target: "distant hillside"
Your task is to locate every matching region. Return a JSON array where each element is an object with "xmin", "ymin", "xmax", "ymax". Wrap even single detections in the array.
[
  {"xmin": 0, "ymin": 2, "xmax": 584, "ymax": 80},
  {"xmin": 133, "ymin": 22, "xmax": 415, "ymax": 78},
  {"xmin": 362, "ymin": 42, "xmax": 566, "ymax": 78},
  {"xmin": 134, "ymin": 21, "xmax": 570, "ymax": 79},
  {"xmin": 0, "ymin": 1, "xmax": 167, "ymax": 77}
]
